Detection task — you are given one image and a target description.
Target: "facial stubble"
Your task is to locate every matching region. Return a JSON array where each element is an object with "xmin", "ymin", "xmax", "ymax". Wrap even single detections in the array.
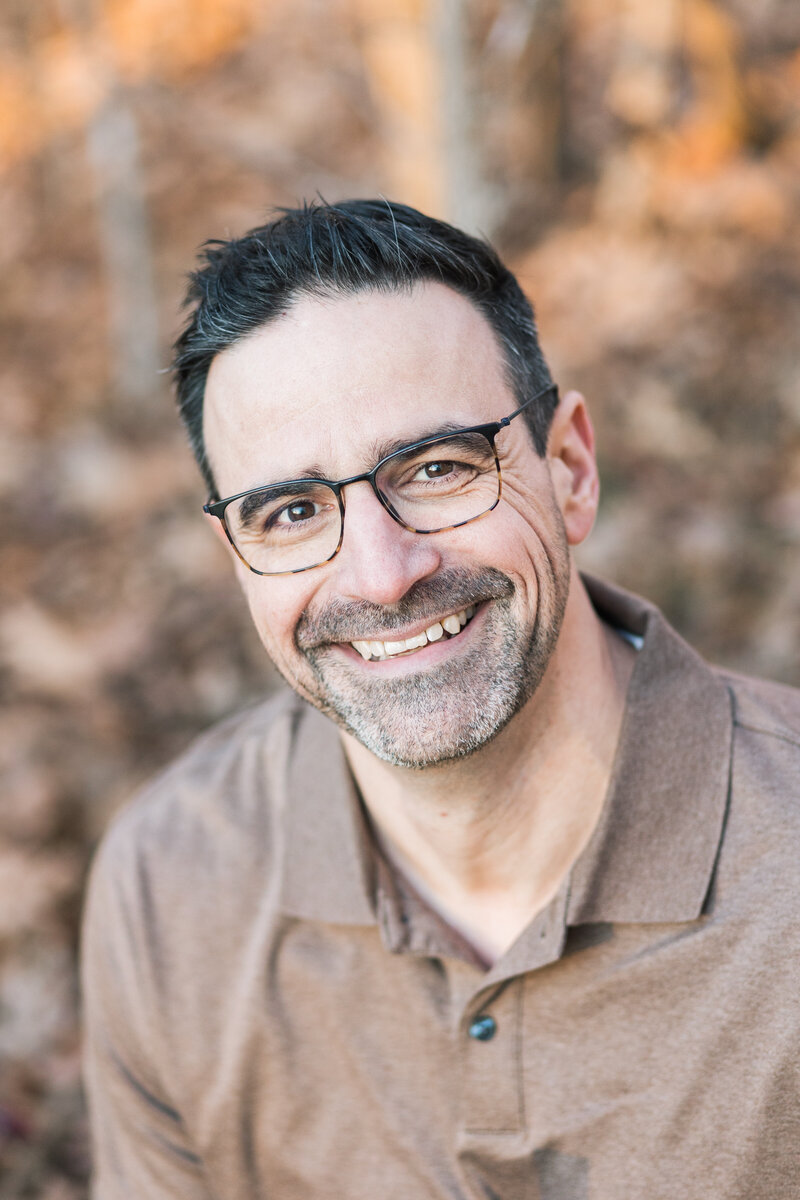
[{"xmin": 295, "ymin": 544, "xmax": 571, "ymax": 770}]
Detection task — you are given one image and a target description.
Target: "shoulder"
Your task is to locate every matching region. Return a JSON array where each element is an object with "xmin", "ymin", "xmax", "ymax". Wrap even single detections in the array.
[
  {"xmin": 717, "ymin": 668, "xmax": 800, "ymax": 747},
  {"xmin": 87, "ymin": 687, "xmax": 307, "ymax": 922},
  {"xmin": 82, "ymin": 688, "xmax": 320, "ymax": 1117},
  {"xmin": 712, "ymin": 669, "xmax": 800, "ymax": 889},
  {"xmin": 82, "ymin": 688, "xmax": 320, "ymax": 1045}
]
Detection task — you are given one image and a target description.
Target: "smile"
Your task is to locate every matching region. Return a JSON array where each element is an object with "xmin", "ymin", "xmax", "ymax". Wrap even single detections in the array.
[{"xmin": 350, "ymin": 606, "xmax": 477, "ymax": 662}]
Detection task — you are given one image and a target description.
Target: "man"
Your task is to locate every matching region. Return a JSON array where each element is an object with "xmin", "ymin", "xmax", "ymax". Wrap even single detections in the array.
[{"xmin": 82, "ymin": 200, "xmax": 800, "ymax": 1199}]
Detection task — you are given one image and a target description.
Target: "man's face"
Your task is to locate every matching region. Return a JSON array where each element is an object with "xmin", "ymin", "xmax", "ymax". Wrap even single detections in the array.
[{"xmin": 203, "ymin": 282, "xmax": 581, "ymax": 768}]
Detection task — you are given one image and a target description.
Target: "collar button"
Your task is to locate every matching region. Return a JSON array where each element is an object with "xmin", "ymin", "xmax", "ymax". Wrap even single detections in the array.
[{"xmin": 468, "ymin": 1015, "xmax": 497, "ymax": 1041}]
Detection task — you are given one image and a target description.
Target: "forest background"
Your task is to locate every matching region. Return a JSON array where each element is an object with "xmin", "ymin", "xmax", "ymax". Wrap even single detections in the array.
[{"xmin": 1, "ymin": 1, "xmax": 799, "ymax": 1195}]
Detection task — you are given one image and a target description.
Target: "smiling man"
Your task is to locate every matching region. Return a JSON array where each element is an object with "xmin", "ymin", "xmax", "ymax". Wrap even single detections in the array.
[{"xmin": 82, "ymin": 201, "xmax": 800, "ymax": 1199}]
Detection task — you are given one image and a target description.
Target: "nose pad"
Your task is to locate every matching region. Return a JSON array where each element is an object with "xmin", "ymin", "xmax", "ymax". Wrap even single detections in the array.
[
  {"xmin": 334, "ymin": 479, "xmax": 441, "ymax": 604},
  {"xmin": 371, "ymin": 484, "xmax": 406, "ymax": 530},
  {"xmin": 338, "ymin": 476, "xmax": 411, "ymax": 543}
]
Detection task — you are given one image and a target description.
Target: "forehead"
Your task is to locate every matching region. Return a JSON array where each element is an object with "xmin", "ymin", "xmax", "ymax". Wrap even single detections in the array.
[{"xmin": 203, "ymin": 281, "xmax": 512, "ymax": 496}]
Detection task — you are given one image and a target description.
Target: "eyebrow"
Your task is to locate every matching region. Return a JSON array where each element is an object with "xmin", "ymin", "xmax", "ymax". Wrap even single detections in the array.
[
  {"xmin": 363, "ymin": 421, "xmax": 473, "ymax": 465},
  {"xmin": 238, "ymin": 420, "xmax": 477, "ymax": 503},
  {"xmin": 237, "ymin": 477, "xmax": 321, "ymax": 526}
]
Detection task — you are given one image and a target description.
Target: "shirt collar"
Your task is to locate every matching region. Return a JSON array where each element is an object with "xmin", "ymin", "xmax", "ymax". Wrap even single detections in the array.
[
  {"xmin": 278, "ymin": 703, "xmax": 377, "ymax": 924},
  {"xmin": 277, "ymin": 575, "xmax": 733, "ymax": 931},
  {"xmin": 568, "ymin": 574, "xmax": 733, "ymax": 924}
]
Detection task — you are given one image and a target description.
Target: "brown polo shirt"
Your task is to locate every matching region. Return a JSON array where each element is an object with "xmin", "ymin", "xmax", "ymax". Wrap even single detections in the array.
[{"xmin": 81, "ymin": 576, "xmax": 800, "ymax": 1199}]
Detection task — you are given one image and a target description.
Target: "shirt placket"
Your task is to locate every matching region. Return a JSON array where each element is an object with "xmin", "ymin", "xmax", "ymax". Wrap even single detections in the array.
[
  {"xmin": 446, "ymin": 887, "xmax": 570, "ymax": 1200},
  {"xmin": 458, "ymin": 972, "xmax": 526, "ymax": 1134}
]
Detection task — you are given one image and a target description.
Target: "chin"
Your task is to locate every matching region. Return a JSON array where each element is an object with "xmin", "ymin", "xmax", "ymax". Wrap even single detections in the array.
[{"xmin": 302, "ymin": 622, "xmax": 556, "ymax": 770}]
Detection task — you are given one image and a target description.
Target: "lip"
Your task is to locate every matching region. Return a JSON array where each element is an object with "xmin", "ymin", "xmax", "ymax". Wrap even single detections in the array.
[
  {"xmin": 337, "ymin": 602, "xmax": 482, "ymax": 648},
  {"xmin": 335, "ymin": 601, "xmax": 486, "ymax": 671}
]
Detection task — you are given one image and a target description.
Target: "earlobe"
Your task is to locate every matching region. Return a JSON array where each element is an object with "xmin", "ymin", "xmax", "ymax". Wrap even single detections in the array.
[{"xmin": 547, "ymin": 391, "xmax": 600, "ymax": 546}]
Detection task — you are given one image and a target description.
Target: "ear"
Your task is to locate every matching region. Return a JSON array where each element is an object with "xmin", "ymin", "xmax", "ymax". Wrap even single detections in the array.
[{"xmin": 546, "ymin": 390, "xmax": 599, "ymax": 546}]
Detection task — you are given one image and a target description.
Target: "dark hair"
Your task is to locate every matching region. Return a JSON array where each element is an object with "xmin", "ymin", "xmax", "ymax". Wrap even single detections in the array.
[{"xmin": 172, "ymin": 199, "xmax": 556, "ymax": 494}]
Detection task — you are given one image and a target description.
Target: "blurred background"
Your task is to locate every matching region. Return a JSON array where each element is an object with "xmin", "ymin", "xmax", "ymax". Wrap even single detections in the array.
[{"xmin": 1, "ymin": 0, "xmax": 799, "ymax": 1194}]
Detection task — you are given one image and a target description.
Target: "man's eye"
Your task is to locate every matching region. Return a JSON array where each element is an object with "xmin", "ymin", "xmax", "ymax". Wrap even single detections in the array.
[
  {"xmin": 275, "ymin": 500, "xmax": 319, "ymax": 525},
  {"xmin": 415, "ymin": 460, "xmax": 456, "ymax": 480}
]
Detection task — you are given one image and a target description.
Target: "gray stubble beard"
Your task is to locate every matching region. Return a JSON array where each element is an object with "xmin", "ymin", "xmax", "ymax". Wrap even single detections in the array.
[{"xmin": 300, "ymin": 553, "xmax": 571, "ymax": 770}]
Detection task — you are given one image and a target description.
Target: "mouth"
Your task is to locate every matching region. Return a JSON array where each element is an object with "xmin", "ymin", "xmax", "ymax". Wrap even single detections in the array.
[{"xmin": 348, "ymin": 605, "xmax": 479, "ymax": 663}]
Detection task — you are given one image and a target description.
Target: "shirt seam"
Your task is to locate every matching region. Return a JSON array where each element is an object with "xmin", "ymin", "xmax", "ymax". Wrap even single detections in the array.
[
  {"xmin": 734, "ymin": 720, "xmax": 800, "ymax": 750},
  {"xmin": 462, "ymin": 1128, "xmax": 526, "ymax": 1135},
  {"xmin": 514, "ymin": 975, "xmax": 526, "ymax": 1131}
]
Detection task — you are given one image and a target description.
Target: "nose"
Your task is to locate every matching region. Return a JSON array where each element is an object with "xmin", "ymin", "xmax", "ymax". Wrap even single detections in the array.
[{"xmin": 332, "ymin": 479, "xmax": 442, "ymax": 606}]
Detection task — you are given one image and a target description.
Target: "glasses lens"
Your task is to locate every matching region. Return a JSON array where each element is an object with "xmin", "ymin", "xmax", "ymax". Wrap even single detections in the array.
[
  {"xmin": 223, "ymin": 480, "xmax": 341, "ymax": 574},
  {"xmin": 375, "ymin": 432, "xmax": 499, "ymax": 532}
]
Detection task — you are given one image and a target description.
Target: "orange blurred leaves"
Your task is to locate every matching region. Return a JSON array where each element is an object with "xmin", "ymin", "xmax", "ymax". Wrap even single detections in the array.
[
  {"xmin": 661, "ymin": 0, "xmax": 746, "ymax": 177},
  {"xmin": 101, "ymin": 0, "xmax": 267, "ymax": 83},
  {"xmin": 0, "ymin": 0, "xmax": 275, "ymax": 172},
  {"xmin": 352, "ymin": 0, "xmax": 444, "ymax": 215}
]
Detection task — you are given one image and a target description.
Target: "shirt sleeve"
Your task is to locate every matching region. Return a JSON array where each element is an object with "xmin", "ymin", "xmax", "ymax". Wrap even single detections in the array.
[{"xmin": 80, "ymin": 823, "xmax": 216, "ymax": 1200}]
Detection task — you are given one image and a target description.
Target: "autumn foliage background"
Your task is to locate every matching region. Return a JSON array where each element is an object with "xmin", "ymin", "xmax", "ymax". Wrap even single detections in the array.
[{"xmin": 1, "ymin": 0, "xmax": 799, "ymax": 1194}]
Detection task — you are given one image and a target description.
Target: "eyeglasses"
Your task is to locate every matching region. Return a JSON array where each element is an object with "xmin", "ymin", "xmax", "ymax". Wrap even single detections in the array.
[{"xmin": 204, "ymin": 383, "xmax": 558, "ymax": 576}]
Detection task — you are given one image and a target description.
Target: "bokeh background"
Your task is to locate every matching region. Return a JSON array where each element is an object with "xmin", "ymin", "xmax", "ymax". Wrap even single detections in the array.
[{"xmin": 1, "ymin": 0, "xmax": 799, "ymax": 1194}]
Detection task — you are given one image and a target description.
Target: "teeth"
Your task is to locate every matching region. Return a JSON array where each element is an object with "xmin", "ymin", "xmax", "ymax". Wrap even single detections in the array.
[
  {"xmin": 352, "ymin": 605, "xmax": 478, "ymax": 661},
  {"xmin": 405, "ymin": 633, "xmax": 427, "ymax": 650}
]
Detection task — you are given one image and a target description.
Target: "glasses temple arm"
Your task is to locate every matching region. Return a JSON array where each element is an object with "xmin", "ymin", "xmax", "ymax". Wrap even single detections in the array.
[{"xmin": 499, "ymin": 383, "xmax": 559, "ymax": 428}]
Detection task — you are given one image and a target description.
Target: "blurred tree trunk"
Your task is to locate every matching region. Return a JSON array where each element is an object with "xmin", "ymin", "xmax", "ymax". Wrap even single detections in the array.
[
  {"xmin": 481, "ymin": 0, "xmax": 566, "ymax": 247},
  {"xmin": 87, "ymin": 92, "xmax": 161, "ymax": 414},
  {"xmin": 347, "ymin": 0, "xmax": 567, "ymax": 240},
  {"xmin": 434, "ymin": 0, "xmax": 498, "ymax": 234},
  {"xmin": 64, "ymin": 0, "xmax": 161, "ymax": 414},
  {"xmin": 353, "ymin": 0, "xmax": 446, "ymax": 216}
]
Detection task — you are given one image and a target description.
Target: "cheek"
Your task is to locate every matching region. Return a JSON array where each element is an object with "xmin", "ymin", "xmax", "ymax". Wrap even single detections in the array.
[
  {"xmin": 495, "ymin": 476, "xmax": 565, "ymax": 558},
  {"xmin": 239, "ymin": 576, "xmax": 308, "ymax": 666}
]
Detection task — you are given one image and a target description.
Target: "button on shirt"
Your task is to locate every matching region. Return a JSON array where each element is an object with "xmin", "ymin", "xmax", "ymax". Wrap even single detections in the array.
[{"xmin": 81, "ymin": 576, "xmax": 800, "ymax": 1199}]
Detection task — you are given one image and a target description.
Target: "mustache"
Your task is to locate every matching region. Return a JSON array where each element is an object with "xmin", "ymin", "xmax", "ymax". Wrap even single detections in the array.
[{"xmin": 295, "ymin": 567, "xmax": 514, "ymax": 649}]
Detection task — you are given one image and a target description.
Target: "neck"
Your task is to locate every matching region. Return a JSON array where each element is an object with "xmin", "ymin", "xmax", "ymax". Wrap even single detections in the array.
[{"xmin": 341, "ymin": 573, "xmax": 636, "ymax": 964}]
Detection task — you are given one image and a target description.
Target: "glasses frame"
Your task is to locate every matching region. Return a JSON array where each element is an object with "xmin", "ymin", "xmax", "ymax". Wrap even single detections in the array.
[{"xmin": 204, "ymin": 383, "xmax": 559, "ymax": 576}]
